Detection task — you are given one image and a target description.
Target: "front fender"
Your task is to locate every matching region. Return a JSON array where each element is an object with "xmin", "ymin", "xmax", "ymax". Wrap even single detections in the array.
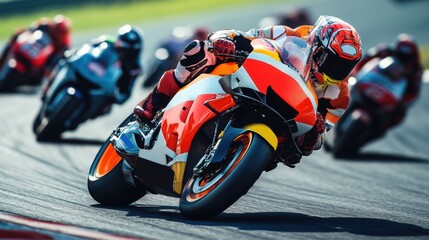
[{"xmin": 210, "ymin": 121, "xmax": 277, "ymax": 164}]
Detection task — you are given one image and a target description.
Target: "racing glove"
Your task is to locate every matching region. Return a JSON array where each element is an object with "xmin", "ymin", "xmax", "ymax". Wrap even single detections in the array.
[{"xmin": 212, "ymin": 38, "xmax": 236, "ymax": 60}]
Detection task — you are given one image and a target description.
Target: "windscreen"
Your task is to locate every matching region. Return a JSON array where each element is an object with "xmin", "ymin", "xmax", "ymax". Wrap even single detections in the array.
[{"xmin": 276, "ymin": 36, "xmax": 311, "ymax": 81}]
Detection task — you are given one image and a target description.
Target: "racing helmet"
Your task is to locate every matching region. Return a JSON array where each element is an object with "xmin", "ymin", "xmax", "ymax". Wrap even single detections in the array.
[
  {"xmin": 116, "ymin": 24, "xmax": 144, "ymax": 65},
  {"xmin": 308, "ymin": 15, "xmax": 362, "ymax": 86},
  {"xmin": 53, "ymin": 15, "xmax": 72, "ymax": 34},
  {"xmin": 50, "ymin": 15, "xmax": 72, "ymax": 46},
  {"xmin": 394, "ymin": 33, "xmax": 420, "ymax": 67}
]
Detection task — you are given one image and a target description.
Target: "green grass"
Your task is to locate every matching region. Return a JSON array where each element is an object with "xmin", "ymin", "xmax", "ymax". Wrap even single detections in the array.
[
  {"xmin": 0, "ymin": 0, "xmax": 282, "ymax": 40},
  {"xmin": 1, "ymin": 0, "xmax": 428, "ymax": 69},
  {"xmin": 420, "ymin": 45, "xmax": 429, "ymax": 69}
]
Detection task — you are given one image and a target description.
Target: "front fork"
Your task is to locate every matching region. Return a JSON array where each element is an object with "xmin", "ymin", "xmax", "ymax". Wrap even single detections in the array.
[{"xmin": 193, "ymin": 120, "xmax": 278, "ymax": 177}]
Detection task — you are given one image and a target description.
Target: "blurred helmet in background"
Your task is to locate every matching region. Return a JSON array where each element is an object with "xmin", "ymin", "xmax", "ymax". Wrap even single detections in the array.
[
  {"xmin": 49, "ymin": 15, "xmax": 72, "ymax": 47},
  {"xmin": 52, "ymin": 15, "xmax": 72, "ymax": 34},
  {"xmin": 116, "ymin": 24, "xmax": 144, "ymax": 66},
  {"xmin": 394, "ymin": 33, "xmax": 420, "ymax": 67}
]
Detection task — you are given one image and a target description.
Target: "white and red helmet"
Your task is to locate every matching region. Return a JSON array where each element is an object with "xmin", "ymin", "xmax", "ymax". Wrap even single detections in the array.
[{"xmin": 309, "ymin": 16, "xmax": 362, "ymax": 86}]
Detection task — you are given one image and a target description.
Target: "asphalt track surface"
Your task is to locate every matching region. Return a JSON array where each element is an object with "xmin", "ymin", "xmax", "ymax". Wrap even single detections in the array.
[{"xmin": 1, "ymin": 0, "xmax": 429, "ymax": 239}]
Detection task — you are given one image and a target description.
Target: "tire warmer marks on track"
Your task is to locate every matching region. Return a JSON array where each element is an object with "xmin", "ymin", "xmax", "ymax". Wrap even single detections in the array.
[{"xmin": 0, "ymin": 213, "xmax": 143, "ymax": 240}]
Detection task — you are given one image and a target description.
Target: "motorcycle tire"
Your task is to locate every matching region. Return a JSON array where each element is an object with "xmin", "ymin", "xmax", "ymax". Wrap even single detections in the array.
[
  {"xmin": 34, "ymin": 87, "xmax": 81, "ymax": 141},
  {"xmin": 179, "ymin": 131, "xmax": 274, "ymax": 220},
  {"xmin": 0, "ymin": 66, "xmax": 19, "ymax": 92},
  {"xmin": 88, "ymin": 114, "xmax": 147, "ymax": 206},
  {"xmin": 332, "ymin": 114, "xmax": 366, "ymax": 158},
  {"xmin": 32, "ymin": 108, "xmax": 43, "ymax": 135}
]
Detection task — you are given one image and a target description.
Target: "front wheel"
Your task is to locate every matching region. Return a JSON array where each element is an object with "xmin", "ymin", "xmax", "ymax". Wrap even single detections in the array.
[
  {"xmin": 0, "ymin": 66, "xmax": 20, "ymax": 92},
  {"xmin": 88, "ymin": 114, "xmax": 146, "ymax": 205},
  {"xmin": 34, "ymin": 87, "xmax": 80, "ymax": 141},
  {"xmin": 179, "ymin": 131, "xmax": 274, "ymax": 220}
]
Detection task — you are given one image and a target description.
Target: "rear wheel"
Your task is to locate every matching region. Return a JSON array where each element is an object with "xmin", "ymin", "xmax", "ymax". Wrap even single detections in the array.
[
  {"xmin": 180, "ymin": 131, "xmax": 274, "ymax": 220},
  {"xmin": 88, "ymin": 114, "xmax": 146, "ymax": 205}
]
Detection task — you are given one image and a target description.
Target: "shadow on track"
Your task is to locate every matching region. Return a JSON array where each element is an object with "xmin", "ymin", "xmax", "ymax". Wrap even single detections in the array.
[
  {"xmin": 0, "ymin": 86, "xmax": 40, "ymax": 95},
  {"xmin": 334, "ymin": 151, "xmax": 429, "ymax": 163},
  {"xmin": 215, "ymin": 212, "xmax": 429, "ymax": 237},
  {"xmin": 93, "ymin": 205, "xmax": 429, "ymax": 237}
]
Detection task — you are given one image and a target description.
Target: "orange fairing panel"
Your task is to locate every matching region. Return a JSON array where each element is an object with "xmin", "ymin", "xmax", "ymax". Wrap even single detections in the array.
[
  {"xmin": 241, "ymin": 58, "xmax": 316, "ymax": 127},
  {"xmin": 179, "ymin": 94, "xmax": 236, "ymax": 155},
  {"xmin": 204, "ymin": 94, "xmax": 235, "ymax": 113},
  {"xmin": 161, "ymin": 93, "xmax": 236, "ymax": 156},
  {"xmin": 161, "ymin": 100, "xmax": 193, "ymax": 152},
  {"xmin": 211, "ymin": 62, "xmax": 239, "ymax": 76}
]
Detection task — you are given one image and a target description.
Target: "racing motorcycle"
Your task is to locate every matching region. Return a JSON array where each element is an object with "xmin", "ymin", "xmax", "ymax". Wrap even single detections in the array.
[
  {"xmin": 33, "ymin": 42, "xmax": 122, "ymax": 141},
  {"xmin": 88, "ymin": 37, "xmax": 318, "ymax": 219},
  {"xmin": 142, "ymin": 25, "xmax": 208, "ymax": 88},
  {"xmin": 0, "ymin": 29, "xmax": 55, "ymax": 91},
  {"xmin": 324, "ymin": 56, "xmax": 408, "ymax": 157}
]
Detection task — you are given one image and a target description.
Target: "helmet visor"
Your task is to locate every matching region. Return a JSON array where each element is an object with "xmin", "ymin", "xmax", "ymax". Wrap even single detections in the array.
[{"xmin": 315, "ymin": 48, "xmax": 359, "ymax": 82}]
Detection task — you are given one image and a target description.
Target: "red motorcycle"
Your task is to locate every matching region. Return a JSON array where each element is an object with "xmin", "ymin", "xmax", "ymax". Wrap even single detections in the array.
[
  {"xmin": 88, "ymin": 37, "xmax": 318, "ymax": 219},
  {"xmin": 324, "ymin": 56, "xmax": 408, "ymax": 157},
  {"xmin": 0, "ymin": 30, "xmax": 54, "ymax": 91}
]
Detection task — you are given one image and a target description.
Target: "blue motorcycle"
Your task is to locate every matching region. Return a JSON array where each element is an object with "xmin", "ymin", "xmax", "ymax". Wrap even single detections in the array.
[{"xmin": 33, "ymin": 42, "xmax": 122, "ymax": 141}]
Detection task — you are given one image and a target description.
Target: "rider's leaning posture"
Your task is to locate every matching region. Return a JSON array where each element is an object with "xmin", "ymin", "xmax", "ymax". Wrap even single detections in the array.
[{"xmin": 134, "ymin": 16, "xmax": 363, "ymax": 166}]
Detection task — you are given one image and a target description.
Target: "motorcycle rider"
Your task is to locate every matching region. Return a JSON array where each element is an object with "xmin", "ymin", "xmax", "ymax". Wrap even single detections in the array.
[
  {"xmin": 43, "ymin": 24, "xmax": 143, "ymax": 106},
  {"xmin": 134, "ymin": 15, "xmax": 362, "ymax": 166},
  {"xmin": 110, "ymin": 24, "xmax": 144, "ymax": 104},
  {"xmin": 0, "ymin": 15, "xmax": 72, "ymax": 78},
  {"xmin": 350, "ymin": 33, "xmax": 423, "ymax": 139}
]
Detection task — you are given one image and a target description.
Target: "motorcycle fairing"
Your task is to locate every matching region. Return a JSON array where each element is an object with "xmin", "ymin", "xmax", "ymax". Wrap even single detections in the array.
[
  {"xmin": 134, "ymin": 76, "xmax": 236, "ymax": 195},
  {"xmin": 15, "ymin": 30, "xmax": 54, "ymax": 68},
  {"xmin": 355, "ymin": 57, "xmax": 407, "ymax": 107},
  {"xmin": 68, "ymin": 43, "xmax": 122, "ymax": 96},
  {"xmin": 147, "ymin": 75, "xmax": 233, "ymax": 158},
  {"xmin": 233, "ymin": 51, "xmax": 317, "ymax": 136},
  {"xmin": 138, "ymin": 125, "xmax": 176, "ymax": 165},
  {"xmin": 44, "ymin": 64, "xmax": 75, "ymax": 105}
]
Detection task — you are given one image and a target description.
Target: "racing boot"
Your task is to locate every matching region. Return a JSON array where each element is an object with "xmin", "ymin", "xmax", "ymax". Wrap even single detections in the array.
[
  {"xmin": 115, "ymin": 70, "xmax": 181, "ymax": 156},
  {"xmin": 134, "ymin": 70, "xmax": 181, "ymax": 121}
]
